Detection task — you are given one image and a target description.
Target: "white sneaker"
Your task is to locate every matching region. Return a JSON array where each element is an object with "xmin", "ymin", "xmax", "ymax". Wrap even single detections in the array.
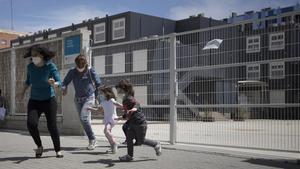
[
  {"xmin": 87, "ymin": 140, "xmax": 97, "ymax": 150},
  {"xmin": 154, "ymin": 142, "xmax": 162, "ymax": 156},
  {"xmin": 106, "ymin": 148, "xmax": 113, "ymax": 153},
  {"xmin": 56, "ymin": 151, "xmax": 64, "ymax": 158},
  {"xmin": 106, "ymin": 143, "xmax": 118, "ymax": 154},
  {"xmin": 112, "ymin": 143, "xmax": 118, "ymax": 154}
]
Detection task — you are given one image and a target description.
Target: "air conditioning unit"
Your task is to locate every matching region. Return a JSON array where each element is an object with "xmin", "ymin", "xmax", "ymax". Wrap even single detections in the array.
[
  {"xmin": 140, "ymin": 36, "xmax": 148, "ymax": 40},
  {"xmin": 272, "ymin": 23, "xmax": 278, "ymax": 27},
  {"xmin": 197, "ymin": 13, "xmax": 204, "ymax": 17},
  {"xmin": 280, "ymin": 22, "xmax": 286, "ymax": 26},
  {"xmin": 189, "ymin": 15, "xmax": 197, "ymax": 18},
  {"xmin": 149, "ymin": 35, "xmax": 159, "ymax": 38}
]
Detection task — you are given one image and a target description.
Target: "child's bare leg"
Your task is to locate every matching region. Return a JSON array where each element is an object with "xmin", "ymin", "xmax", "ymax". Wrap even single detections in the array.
[{"xmin": 104, "ymin": 123, "xmax": 116, "ymax": 146}]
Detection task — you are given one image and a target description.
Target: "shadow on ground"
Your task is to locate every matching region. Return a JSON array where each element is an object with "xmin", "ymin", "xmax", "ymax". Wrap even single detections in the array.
[
  {"xmin": 0, "ymin": 156, "xmax": 53, "ymax": 164},
  {"xmin": 243, "ymin": 158, "xmax": 300, "ymax": 169},
  {"xmin": 84, "ymin": 158, "xmax": 157, "ymax": 168}
]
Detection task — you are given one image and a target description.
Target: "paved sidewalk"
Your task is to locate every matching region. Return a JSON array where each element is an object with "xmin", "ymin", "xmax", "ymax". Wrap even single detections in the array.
[{"xmin": 0, "ymin": 130, "xmax": 299, "ymax": 169}]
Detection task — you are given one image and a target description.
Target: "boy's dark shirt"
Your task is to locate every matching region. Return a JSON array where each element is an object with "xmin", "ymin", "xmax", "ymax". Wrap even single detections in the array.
[{"xmin": 122, "ymin": 95, "xmax": 146, "ymax": 125}]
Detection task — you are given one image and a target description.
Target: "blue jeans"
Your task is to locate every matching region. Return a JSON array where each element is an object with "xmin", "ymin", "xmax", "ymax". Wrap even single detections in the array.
[{"xmin": 74, "ymin": 95, "xmax": 96, "ymax": 141}]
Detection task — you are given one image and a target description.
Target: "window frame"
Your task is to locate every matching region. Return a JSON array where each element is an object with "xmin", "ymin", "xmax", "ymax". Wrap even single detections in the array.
[
  {"xmin": 112, "ymin": 52, "xmax": 125, "ymax": 73},
  {"xmin": 93, "ymin": 55, "xmax": 106, "ymax": 75},
  {"xmin": 112, "ymin": 18, "xmax": 125, "ymax": 40},
  {"xmin": 246, "ymin": 36, "xmax": 260, "ymax": 53},
  {"xmin": 132, "ymin": 49, "xmax": 148, "ymax": 72},
  {"xmin": 269, "ymin": 62, "xmax": 285, "ymax": 79},
  {"xmin": 269, "ymin": 32, "xmax": 285, "ymax": 51},
  {"xmin": 270, "ymin": 90, "xmax": 285, "ymax": 104},
  {"xmin": 247, "ymin": 64, "xmax": 260, "ymax": 80},
  {"xmin": 94, "ymin": 22, "xmax": 106, "ymax": 43}
]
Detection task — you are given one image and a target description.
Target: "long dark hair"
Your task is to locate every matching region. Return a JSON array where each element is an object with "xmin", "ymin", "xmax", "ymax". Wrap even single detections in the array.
[
  {"xmin": 24, "ymin": 44, "xmax": 55, "ymax": 61},
  {"xmin": 115, "ymin": 79, "xmax": 134, "ymax": 96},
  {"xmin": 100, "ymin": 86, "xmax": 116, "ymax": 100}
]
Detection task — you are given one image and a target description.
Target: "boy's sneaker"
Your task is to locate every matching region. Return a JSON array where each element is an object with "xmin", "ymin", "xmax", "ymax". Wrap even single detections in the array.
[
  {"xmin": 56, "ymin": 151, "xmax": 64, "ymax": 158},
  {"xmin": 119, "ymin": 154, "xmax": 134, "ymax": 162},
  {"xmin": 87, "ymin": 139, "xmax": 97, "ymax": 150},
  {"xmin": 112, "ymin": 143, "xmax": 118, "ymax": 154},
  {"xmin": 154, "ymin": 142, "xmax": 162, "ymax": 156},
  {"xmin": 35, "ymin": 146, "xmax": 43, "ymax": 158}
]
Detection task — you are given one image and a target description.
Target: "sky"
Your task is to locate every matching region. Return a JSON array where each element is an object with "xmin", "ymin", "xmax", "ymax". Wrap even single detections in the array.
[{"xmin": 0, "ymin": 0, "xmax": 299, "ymax": 33}]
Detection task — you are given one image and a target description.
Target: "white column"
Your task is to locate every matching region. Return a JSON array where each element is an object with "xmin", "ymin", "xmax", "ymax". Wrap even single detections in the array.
[
  {"xmin": 61, "ymin": 69, "xmax": 84, "ymax": 135},
  {"xmin": 61, "ymin": 31, "xmax": 86, "ymax": 135},
  {"xmin": 169, "ymin": 33, "xmax": 177, "ymax": 144},
  {"xmin": 10, "ymin": 48, "xmax": 16, "ymax": 115}
]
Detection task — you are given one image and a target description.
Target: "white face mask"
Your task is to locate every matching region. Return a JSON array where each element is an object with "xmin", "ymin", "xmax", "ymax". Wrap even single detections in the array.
[
  {"xmin": 76, "ymin": 67, "xmax": 85, "ymax": 72},
  {"xmin": 32, "ymin": 57, "xmax": 42, "ymax": 66}
]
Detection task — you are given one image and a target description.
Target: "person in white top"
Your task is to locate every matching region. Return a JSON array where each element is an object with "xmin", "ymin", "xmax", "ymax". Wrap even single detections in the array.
[{"xmin": 88, "ymin": 86, "xmax": 123, "ymax": 153}]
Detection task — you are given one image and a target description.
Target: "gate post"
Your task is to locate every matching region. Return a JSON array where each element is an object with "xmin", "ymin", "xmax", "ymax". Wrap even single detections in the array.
[
  {"xmin": 10, "ymin": 48, "xmax": 16, "ymax": 115},
  {"xmin": 170, "ymin": 33, "xmax": 177, "ymax": 144}
]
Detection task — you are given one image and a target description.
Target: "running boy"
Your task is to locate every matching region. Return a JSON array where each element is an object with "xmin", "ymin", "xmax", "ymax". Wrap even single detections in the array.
[{"xmin": 115, "ymin": 79, "xmax": 162, "ymax": 162}]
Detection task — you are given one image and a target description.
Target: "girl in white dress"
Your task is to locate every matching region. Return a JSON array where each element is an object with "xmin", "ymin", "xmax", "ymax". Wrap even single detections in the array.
[{"xmin": 88, "ymin": 86, "xmax": 122, "ymax": 153}]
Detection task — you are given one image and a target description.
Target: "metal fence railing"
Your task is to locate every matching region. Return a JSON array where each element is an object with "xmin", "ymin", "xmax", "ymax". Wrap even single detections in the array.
[{"xmin": 91, "ymin": 24, "xmax": 300, "ymax": 152}]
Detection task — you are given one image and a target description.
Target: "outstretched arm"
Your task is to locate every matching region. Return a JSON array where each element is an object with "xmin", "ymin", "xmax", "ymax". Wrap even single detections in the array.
[
  {"xmin": 87, "ymin": 106, "xmax": 104, "ymax": 113},
  {"xmin": 111, "ymin": 98, "xmax": 123, "ymax": 109},
  {"xmin": 61, "ymin": 69, "xmax": 74, "ymax": 96}
]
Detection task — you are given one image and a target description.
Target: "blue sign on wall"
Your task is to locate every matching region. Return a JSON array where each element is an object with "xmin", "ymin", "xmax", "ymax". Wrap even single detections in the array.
[
  {"xmin": 64, "ymin": 35, "xmax": 81, "ymax": 57},
  {"xmin": 64, "ymin": 34, "xmax": 81, "ymax": 65}
]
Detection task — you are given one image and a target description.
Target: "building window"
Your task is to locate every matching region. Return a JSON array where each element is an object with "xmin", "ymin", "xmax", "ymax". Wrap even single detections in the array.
[
  {"xmin": 48, "ymin": 34, "xmax": 57, "ymax": 39},
  {"xmin": 246, "ymin": 36, "xmax": 260, "ymax": 53},
  {"xmin": 62, "ymin": 30, "xmax": 72, "ymax": 34},
  {"xmin": 94, "ymin": 55, "xmax": 105, "ymax": 74},
  {"xmin": 247, "ymin": 64, "xmax": 260, "ymax": 80},
  {"xmin": 112, "ymin": 52, "xmax": 125, "ymax": 73},
  {"xmin": 270, "ymin": 90, "xmax": 285, "ymax": 104},
  {"xmin": 35, "ymin": 37, "xmax": 44, "ymax": 41},
  {"xmin": 94, "ymin": 23, "xmax": 105, "ymax": 43},
  {"xmin": 12, "ymin": 42, "xmax": 19, "ymax": 47},
  {"xmin": 112, "ymin": 18, "xmax": 125, "ymax": 40},
  {"xmin": 269, "ymin": 32, "xmax": 285, "ymax": 51},
  {"xmin": 134, "ymin": 86, "xmax": 148, "ymax": 105},
  {"xmin": 270, "ymin": 62, "xmax": 285, "ymax": 79},
  {"xmin": 23, "ymin": 39, "xmax": 31, "ymax": 44},
  {"xmin": 133, "ymin": 49, "xmax": 148, "ymax": 71}
]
